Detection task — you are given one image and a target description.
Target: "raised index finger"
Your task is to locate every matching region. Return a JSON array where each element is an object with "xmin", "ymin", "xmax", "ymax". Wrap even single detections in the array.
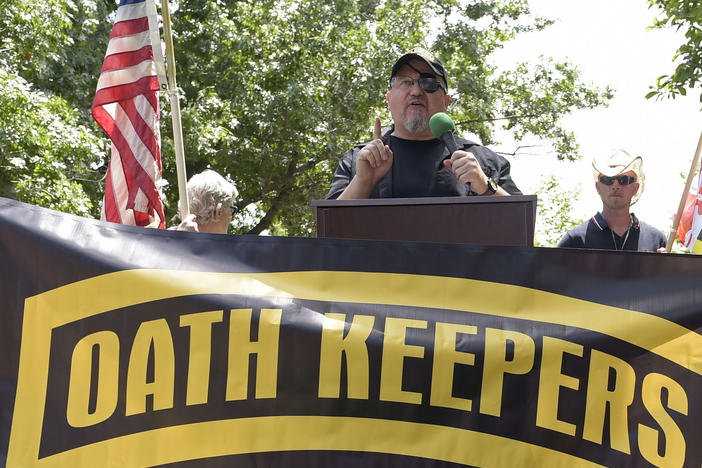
[{"xmin": 373, "ymin": 117, "xmax": 382, "ymax": 140}]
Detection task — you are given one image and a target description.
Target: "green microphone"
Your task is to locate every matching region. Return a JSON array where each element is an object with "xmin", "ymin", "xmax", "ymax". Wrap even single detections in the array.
[{"xmin": 429, "ymin": 112, "xmax": 470, "ymax": 192}]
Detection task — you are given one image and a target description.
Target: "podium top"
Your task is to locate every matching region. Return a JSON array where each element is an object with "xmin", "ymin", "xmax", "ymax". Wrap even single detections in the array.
[
  {"xmin": 312, "ymin": 195, "xmax": 537, "ymax": 208},
  {"xmin": 312, "ymin": 195, "xmax": 537, "ymax": 247}
]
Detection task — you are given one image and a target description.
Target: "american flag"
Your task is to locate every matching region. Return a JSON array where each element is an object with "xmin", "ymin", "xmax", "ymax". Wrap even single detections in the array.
[
  {"xmin": 93, "ymin": 0, "xmax": 167, "ymax": 228},
  {"xmin": 676, "ymin": 169, "xmax": 702, "ymax": 251}
]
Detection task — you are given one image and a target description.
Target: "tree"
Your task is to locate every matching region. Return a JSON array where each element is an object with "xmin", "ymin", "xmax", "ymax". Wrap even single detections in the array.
[
  {"xmin": 533, "ymin": 174, "xmax": 583, "ymax": 247},
  {"xmin": 0, "ymin": 0, "xmax": 107, "ymax": 216},
  {"xmin": 1, "ymin": 0, "xmax": 612, "ymax": 235},
  {"xmin": 646, "ymin": 0, "xmax": 702, "ymax": 101},
  {"xmin": 167, "ymin": 0, "xmax": 612, "ymax": 235},
  {"xmin": 0, "ymin": 70, "xmax": 106, "ymax": 215}
]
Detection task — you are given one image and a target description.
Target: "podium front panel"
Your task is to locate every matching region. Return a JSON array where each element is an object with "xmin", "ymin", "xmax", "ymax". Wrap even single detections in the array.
[{"xmin": 312, "ymin": 195, "xmax": 537, "ymax": 247}]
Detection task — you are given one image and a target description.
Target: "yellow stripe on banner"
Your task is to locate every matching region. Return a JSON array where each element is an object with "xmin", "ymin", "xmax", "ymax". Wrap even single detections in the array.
[
  {"xmin": 9, "ymin": 269, "xmax": 702, "ymax": 467},
  {"xmin": 37, "ymin": 416, "xmax": 605, "ymax": 468},
  {"xmin": 29, "ymin": 269, "xmax": 702, "ymax": 375}
]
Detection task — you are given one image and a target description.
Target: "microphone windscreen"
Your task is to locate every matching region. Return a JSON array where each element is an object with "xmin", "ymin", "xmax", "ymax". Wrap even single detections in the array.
[{"xmin": 429, "ymin": 112, "xmax": 456, "ymax": 139}]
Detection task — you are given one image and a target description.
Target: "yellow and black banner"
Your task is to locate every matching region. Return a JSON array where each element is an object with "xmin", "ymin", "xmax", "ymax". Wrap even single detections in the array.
[{"xmin": 1, "ymin": 197, "xmax": 701, "ymax": 467}]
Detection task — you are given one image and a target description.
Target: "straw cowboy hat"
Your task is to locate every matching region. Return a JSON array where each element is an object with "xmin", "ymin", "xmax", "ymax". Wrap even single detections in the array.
[{"xmin": 592, "ymin": 149, "xmax": 644, "ymax": 205}]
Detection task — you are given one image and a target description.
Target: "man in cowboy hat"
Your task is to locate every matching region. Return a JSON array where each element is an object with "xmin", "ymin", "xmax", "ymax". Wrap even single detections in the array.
[
  {"xmin": 326, "ymin": 48, "xmax": 521, "ymax": 200},
  {"xmin": 557, "ymin": 149, "xmax": 665, "ymax": 251}
]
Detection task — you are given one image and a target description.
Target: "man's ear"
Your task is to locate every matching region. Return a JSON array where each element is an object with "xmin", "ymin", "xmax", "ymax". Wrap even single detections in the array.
[{"xmin": 214, "ymin": 202, "xmax": 223, "ymax": 220}]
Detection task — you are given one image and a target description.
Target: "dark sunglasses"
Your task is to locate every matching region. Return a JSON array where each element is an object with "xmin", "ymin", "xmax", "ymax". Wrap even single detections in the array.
[
  {"xmin": 390, "ymin": 73, "xmax": 446, "ymax": 93},
  {"xmin": 598, "ymin": 175, "xmax": 636, "ymax": 186}
]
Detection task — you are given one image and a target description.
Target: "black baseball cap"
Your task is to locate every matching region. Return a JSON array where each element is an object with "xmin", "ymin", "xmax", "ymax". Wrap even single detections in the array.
[{"xmin": 390, "ymin": 48, "xmax": 448, "ymax": 91}]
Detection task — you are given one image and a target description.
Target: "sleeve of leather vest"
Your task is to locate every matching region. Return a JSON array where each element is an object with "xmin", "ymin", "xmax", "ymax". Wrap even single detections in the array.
[
  {"xmin": 326, "ymin": 146, "xmax": 360, "ymax": 200},
  {"xmin": 459, "ymin": 142, "xmax": 523, "ymax": 195}
]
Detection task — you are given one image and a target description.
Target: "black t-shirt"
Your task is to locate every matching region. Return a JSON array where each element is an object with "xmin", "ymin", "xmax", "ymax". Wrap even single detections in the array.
[
  {"xmin": 389, "ymin": 136, "xmax": 467, "ymax": 198},
  {"xmin": 325, "ymin": 125, "xmax": 522, "ymax": 200}
]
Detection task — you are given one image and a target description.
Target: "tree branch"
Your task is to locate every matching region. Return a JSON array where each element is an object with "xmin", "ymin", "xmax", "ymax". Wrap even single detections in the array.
[{"xmin": 494, "ymin": 145, "xmax": 552, "ymax": 157}]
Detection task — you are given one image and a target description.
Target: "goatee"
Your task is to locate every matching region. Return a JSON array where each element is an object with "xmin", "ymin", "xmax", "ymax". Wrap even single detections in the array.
[{"xmin": 404, "ymin": 115, "xmax": 428, "ymax": 134}]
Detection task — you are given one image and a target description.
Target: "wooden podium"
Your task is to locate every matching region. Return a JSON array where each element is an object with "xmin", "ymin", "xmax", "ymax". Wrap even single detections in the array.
[{"xmin": 311, "ymin": 195, "xmax": 537, "ymax": 247}]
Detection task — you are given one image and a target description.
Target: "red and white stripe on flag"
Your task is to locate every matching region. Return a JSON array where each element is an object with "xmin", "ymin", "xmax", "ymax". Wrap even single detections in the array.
[
  {"xmin": 93, "ymin": 0, "xmax": 167, "ymax": 228},
  {"xmin": 676, "ymin": 168, "xmax": 702, "ymax": 251}
]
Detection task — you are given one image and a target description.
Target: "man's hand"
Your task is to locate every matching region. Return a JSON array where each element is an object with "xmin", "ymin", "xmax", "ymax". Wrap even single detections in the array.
[
  {"xmin": 443, "ymin": 150, "xmax": 489, "ymax": 194},
  {"xmin": 357, "ymin": 117, "xmax": 393, "ymax": 183},
  {"xmin": 173, "ymin": 214, "xmax": 200, "ymax": 232},
  {"xmin": 338, "ymin": 117, "xmax": 393, "ymax": 199}
]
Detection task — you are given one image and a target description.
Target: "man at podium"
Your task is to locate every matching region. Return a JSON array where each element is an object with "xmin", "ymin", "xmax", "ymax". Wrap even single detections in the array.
[{"xmin": 326, "ymin": 48, "xmax": 521, "ymax": 200}]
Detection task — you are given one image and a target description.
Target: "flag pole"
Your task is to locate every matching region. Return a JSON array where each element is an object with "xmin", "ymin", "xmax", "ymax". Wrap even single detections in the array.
[
  {"xmin": 665, "ymin": 130, "xmax": 702, "ymax": 252},
  {"xmin": 159, "ymin": 0, "xmax": 189, "ymax": 218}
]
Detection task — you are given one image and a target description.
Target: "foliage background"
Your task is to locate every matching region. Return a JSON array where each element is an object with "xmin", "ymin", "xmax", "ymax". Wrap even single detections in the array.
[{"xmin": 1, "ymin": 0, "xmax": 618, "ymax": 242}]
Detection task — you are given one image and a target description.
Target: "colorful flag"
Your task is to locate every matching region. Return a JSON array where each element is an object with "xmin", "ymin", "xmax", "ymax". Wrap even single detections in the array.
[
  {"xmin": 676, "ymin": 169, "xmax": 702, "ymax": 251},
  {"xmin": 93, "ymin": 0, "xmax": 167, "ymax": 228}
]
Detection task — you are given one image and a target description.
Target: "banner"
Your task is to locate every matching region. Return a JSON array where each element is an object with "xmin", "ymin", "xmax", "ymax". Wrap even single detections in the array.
[{"xmin": 1, "ymin": 197, "xmax": 702, "ymax": 467}]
